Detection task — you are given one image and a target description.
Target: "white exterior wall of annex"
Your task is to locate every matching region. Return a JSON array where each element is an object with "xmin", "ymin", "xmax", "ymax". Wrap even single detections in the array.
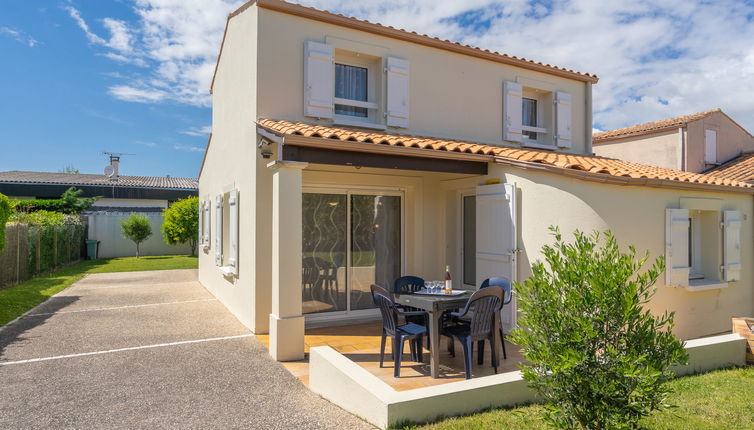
[
  {"xmin": 442, "ymin": 164, "xmax": 753, "ymax": 340},
  {"xmin": 593, "ymin": 130, "xmax": 681, "ymax": 170},
  {"xmin": 198, "ymin": 7, "xmax": 261, "ymax": 331}
]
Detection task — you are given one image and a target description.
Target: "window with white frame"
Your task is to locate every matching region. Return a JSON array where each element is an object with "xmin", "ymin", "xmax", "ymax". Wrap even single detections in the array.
[
  {"xmin": 504, "ymin": 81, "xmax": 571, "ymax": 149},
  {"xmin": 303, "ymin": 40, "xmax": 409, "ymax": 129},
  {"xmin": 214, "ymin": 189, "xmax": 239, "ymax": 277},
  {"xmin": 665, "ymin": 208, "xmax": 741, "ymax": 290}
]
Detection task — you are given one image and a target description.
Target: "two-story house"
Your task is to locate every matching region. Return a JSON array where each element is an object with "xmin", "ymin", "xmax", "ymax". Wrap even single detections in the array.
[
  {"xmin": 199, "ymin": 0, "xmax": 754, "ymax": 363},
  {"xmin": 593, "ymin": 109, "xmax": 754, "ymax": 174}
]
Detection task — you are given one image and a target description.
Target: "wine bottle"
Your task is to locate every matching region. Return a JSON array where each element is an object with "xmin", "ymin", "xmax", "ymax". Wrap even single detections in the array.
[{"xmin": 444, "ymin": 265, "xmax": 452, "ymax": 294}]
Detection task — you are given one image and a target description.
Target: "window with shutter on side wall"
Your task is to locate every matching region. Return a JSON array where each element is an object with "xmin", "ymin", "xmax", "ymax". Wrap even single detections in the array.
[
  {"xmin": 304, "ymin": 41, "xmax": 334, "ymax": 119},
  {"xmin": 503, "ymin": 81, "xmax": 523, "ymax": 143},
  {"xmin": 215, "ymin": 194, "xmax": 223, "ymax": 266},
  {"xmin": 198, "ymin": 201, "xmax": 205, "ymax": 247},
  {"xmin": 228, "ymin": 189, "xmax": 239, "ymax": 275},
  {"xmin": 665, "ymin": 208, "xmax": 690, "ymax": 287},
  {"xmin": 203, "ymin": 200, "xmax": 211, "ymax": 249},
  {"xmin": 386, "ymin": 57, "xmax": 409, "ymax": 128}
]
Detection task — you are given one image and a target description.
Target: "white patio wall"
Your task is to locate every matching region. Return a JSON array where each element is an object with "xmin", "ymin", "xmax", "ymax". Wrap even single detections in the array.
[
  {"xmin": 309, "ymin": 333, "xmax": 747, "ymax": 429},
  {"xmin": 87, "ymin": 212, "xmax": 193, "ymax": 258}
]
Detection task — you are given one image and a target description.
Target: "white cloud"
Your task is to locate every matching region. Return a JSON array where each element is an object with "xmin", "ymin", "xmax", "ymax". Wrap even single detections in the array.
[
  {"xmin": 173, "ymin": 144, "xmax": 205, "ymax": 152},
  {"xmin": 135, "ymin": 140, "xmax": 157, "ymax": 147},
  {"xmin": 180, "ymin": 125, "xmax": 212, "ymax": 136},
  {"xmin": 0, "ymin": 26, "xmax": 39, "ymax": 47},
  {"xmin": 108, "ymin": 85, "xmax": 166, "ymax": 103},
  {"xmin": 68, "ymin": 0, "xmax": 754, "ymax": 133},
  {"xmin": 65, "ymin": 6, "xmax": 107, "ymax": 45}
]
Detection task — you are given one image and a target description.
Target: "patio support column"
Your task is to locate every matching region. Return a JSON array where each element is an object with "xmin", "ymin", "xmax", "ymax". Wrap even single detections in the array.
[{"xmin": 267, "ymin": 160, "xmax": 308, "ymax": 361}]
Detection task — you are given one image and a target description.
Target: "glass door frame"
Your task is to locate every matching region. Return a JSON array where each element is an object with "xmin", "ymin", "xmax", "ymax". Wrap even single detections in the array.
[
  {"xmin": 303, "ymin": 184, "xmax": 406, "ymax": 324},
  {"xmin": 457, "ymin": 188, "xmax": 477, "ymax": 289}
]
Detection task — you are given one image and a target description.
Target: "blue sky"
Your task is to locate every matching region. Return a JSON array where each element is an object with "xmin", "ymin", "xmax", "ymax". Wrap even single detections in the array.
[{"xmin": 1, "ymin": 0, "xmax": 753, "ymax": 179}]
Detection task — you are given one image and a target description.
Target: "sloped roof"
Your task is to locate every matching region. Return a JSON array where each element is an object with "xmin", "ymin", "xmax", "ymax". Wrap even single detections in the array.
[
  {"xmin": 210, "ymin": 0, "xmax": 598, "ymax": 94},
  {"xmin": 0, "ymin": 171, "xmax": 198, "ymax": 190},
  {"xmin": 257, "ymin": 119, "xmax": 754, "ymax": 192},
  {"xmin": 705, "ymin": 152, "xmax": 754, "ymax": 183},
  {"xmin": 593, "ymin": 109, "xmax": 722, "ymax": 143}
]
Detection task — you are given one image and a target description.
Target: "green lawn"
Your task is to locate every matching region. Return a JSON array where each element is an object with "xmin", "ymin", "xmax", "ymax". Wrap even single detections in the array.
[
  {"xmin": 402, "ymin": 366, "xmax": 754, "ymax": 430},
  {"xmin": 0, "ymin": 255, "xmax": 198, "ymax": 326}
]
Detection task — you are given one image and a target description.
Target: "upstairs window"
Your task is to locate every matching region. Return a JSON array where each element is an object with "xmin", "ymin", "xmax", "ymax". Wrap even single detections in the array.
[
  {"xmin": 522, "ymin": 98, "xmax": 538, "ymax": 140},
  {"xmin": 335, "ymin": 64, "xmax": 368, "ymax": 118}
]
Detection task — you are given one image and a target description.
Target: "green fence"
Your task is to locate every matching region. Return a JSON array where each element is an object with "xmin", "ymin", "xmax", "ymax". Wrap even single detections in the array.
[{"xmin": 0, "ymin": 222, "xmax": 86, "ymax": 288}]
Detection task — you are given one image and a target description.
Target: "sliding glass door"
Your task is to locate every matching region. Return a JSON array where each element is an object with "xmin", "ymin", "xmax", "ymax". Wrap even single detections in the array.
[{"xmin": 302, "ymin": 189, "xmax": 402, "ymax": 317}]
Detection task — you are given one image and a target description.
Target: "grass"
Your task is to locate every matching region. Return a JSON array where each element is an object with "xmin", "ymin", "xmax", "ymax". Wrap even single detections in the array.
[
  {"xmin": 402, "ymin": 366, "xmax": 754, "ymax": 430},
  {"xmin": 0, "ymin": 255, "xmax": 198, "ymax": 326}
]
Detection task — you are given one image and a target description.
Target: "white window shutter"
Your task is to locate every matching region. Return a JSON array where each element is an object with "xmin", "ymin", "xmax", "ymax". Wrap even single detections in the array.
[
  {"xmin": 215, "ymin": 194, "xmax": 223, "ymax": 266},
  {"xmin": 705, "ymin": 130, "xmax": 717, "ymax": 164},
  {"xmin": 386, "ymin": 57, "xmax": 410, "ymax": 128},
  {"xmin": 503, "ymin": 81, "xmax": 523, "ymax": 143},
  {"xmin": 303, "ymin": 41, "xmax": 334, "ymax": 119},
  {"xmin": 198, "ymin": 201, "xmax": 205, "ymax": 247},
  {"xmin": 665, "ymin": 208, "xmax": 689, "ymax": 287},
  {"xmin": 203, "ymin": 200, "xmax": 211, "ymax": 247},
  {"xmin": 228, "ymin": 189, "xmax": 239, "ymax": 275},
  {"xmin": 723, "ymin": 210, "xmax": 742, "ymax": 282},
  {"xmin": 555, "ymin": 91, "xmax": 572, "ymax": 148}
]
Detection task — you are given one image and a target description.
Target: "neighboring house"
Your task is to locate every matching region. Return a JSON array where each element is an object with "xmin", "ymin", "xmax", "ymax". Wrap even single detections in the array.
[
  {"xmin": 0, "ymin": 167, "xmax": 198, "ymax": 258},
  {"xmin": 199, "ymin": 0, "xmax": 753, "ymax": 362},
  {"xmin": 593, "ymin": 109, "xmax": 754, "ymax": 172}
]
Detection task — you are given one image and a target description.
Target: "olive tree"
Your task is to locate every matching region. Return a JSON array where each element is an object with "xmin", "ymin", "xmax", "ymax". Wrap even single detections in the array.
[
  {"xmin": 121, "ymin": 214, "xmax": 152, "ymax": 258},
  {"xmin": 161, "ymin": 196, "xmax": 199, "ymax": 256},
  {"xmin": 510, "ymin": 227, "xmax": 688, "ymax": 429}
]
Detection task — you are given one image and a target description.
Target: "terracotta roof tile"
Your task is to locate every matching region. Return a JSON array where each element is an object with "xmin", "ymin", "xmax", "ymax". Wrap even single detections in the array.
[
  {"xmin": 0, "ymin": 171, "xmax": 198, "ymax": 190},
  {"xmin": 705, "ymin": 153, "xmax": 754, "ymax": 183},
  {"xmin": 593, "ymin": 109, "xmax": 721, "ymax": 142},
  {"xmin": 257, "ymin": 119, "xmax": 753, "ymax": 191}
]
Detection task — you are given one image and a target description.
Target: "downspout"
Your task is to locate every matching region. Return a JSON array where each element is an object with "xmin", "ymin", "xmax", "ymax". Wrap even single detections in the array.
[{"xmin": 585, "ymin": 82, "xmax": 593, "ymax": 155}]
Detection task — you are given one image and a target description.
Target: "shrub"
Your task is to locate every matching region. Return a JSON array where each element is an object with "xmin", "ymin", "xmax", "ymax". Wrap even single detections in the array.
[
  {"xmin": 161, "ymin": 196, "xmax": 199, "ymax": 256},
  {"xmin": 0, "ymin": 193, "xmax": 11, "ymax": 253},
  {"xmin": 120, "ymin": 214, "xmax": 153, "ymax": 258},
  {"xmin": 13, "ymin": 210, "xmax": 82, "ymax": 226},
  {"xmin": 510, "ymin": 227, "xmax": 688, "ymax": 430},
  {"xmin": 13, "ymin": 187, "xmax": 98, "ymax": 214}
]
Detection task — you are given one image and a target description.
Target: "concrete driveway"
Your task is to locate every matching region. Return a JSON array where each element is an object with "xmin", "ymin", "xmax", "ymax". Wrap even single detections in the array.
[{"xmin": 0, "ymin": 269, "xmax": 373, "ymax": 429}]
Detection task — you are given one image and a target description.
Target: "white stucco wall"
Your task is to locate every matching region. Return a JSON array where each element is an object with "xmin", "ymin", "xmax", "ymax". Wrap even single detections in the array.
[{"xmin": 593, "ymin": 130, "xmax": 681, "ymax": 170}]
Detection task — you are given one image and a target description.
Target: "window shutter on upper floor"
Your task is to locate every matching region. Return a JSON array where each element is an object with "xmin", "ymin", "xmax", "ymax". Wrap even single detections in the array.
[
  {"xmin": 555, "ymin": 91, "xmax": 572, "ymax": 148},
  {"xmin": 723, "ymin": 210, "xmax": 742, "ymax": 282},
  {"xmin": 304, "ymin": 41, "xmax": 334, "ymax": 119},
  {"xmin": 705, "ymin": 130, "xmax": 717, "ymax": 164},
  {"xmin": 228, "ymin": 189, "xmax": 239, "ymax": 275},
  {"xmin": 503, "ymin": 81, "xmax": 523, "ymax": 143},
  {"xmin": 665, "ymin": 208, "xmax": 689, "ymax": 287},
  {"xmin": 215, "ymin": 194, "xmax": 223, "ymax": 266},
  {"xmin": 386, "ymin": 57, "xmax": 410, "ymax": 128}
]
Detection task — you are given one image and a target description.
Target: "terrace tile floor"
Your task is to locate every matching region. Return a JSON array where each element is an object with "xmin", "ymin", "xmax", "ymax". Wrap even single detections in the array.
[{"xmin": 257, "ymin": 321, "xmax": 524, "ymax": 391}]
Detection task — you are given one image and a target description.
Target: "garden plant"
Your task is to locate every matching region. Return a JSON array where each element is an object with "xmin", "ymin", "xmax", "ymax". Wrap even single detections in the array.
[
  {"xmin": 120, "ymin": 214, "xmax": 153, "ymax": 258},
  {"xmin": 161, "ymin": 196, "xmax": 199, "ymax": 256},
  {"xmin": 510, "ymin": 227, "xmax": 688, "ymax": 430}
]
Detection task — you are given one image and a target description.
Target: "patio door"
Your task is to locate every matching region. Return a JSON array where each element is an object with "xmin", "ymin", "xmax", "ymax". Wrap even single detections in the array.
[
  {"xmin": 475, "ymin": 183, "xmax": 517, "ymax": 332},
  {"xmin": 302, "ymin": 188, "xmax": 402, "ymax": 320}
]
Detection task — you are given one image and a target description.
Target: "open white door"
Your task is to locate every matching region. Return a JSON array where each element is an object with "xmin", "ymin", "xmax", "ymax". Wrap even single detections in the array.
[{"xmin": 476, "ymin": 182, "xmax": 517, "ymax": 332}]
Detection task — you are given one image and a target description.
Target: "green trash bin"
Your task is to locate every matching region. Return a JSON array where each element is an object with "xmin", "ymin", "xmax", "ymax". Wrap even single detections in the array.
[{"xmin": 86, "ymin": 240, "xmax": 99, "ymax": 260}]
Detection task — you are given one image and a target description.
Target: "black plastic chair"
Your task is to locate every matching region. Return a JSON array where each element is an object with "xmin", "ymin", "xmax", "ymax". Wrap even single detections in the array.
[
  {"xmin": 441, "ymin": 287, "xmax": 504, "ymax": 379},
  {"xmin": 371, "ymin": 284, "xmax": 428, "ymax": 378},
  {"xmin": 480, "ymin": 277, "xmax": 512, "ymax": 359},
  {"xmin": 393, "ymin": 276, "xmax": 428, "ymax": 325}
]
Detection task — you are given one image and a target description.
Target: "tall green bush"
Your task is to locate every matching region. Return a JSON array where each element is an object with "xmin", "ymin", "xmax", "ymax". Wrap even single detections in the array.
[
  {"xmin": 121, "ymin": 214, "xmax": 152, "ymax": 258},
  {"xmin": 0, "ymin": 193, "xmax": 11, "ymax": 253},
  {"xmin": 161, "ymin": 196, "xmax": 199, "ymax": 256},
  {"xmin": 510, "ymin": 227, "xmax": 688, "ymax": 430}
]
